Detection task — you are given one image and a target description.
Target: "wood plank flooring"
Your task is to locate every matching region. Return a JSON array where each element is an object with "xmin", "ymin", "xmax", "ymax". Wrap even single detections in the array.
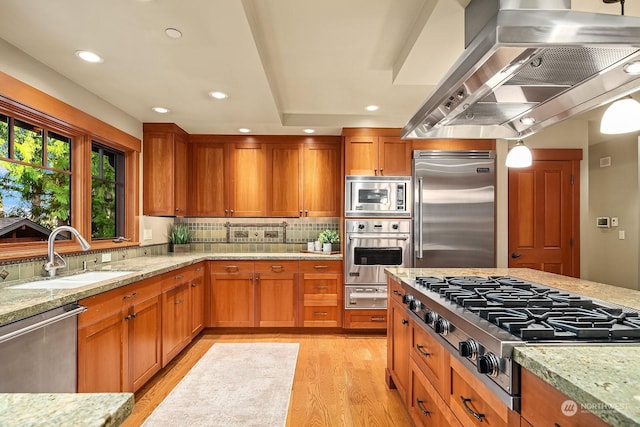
[{"xmin": 121, "ymin": 331, "xmax": 411, "ymax": 427}]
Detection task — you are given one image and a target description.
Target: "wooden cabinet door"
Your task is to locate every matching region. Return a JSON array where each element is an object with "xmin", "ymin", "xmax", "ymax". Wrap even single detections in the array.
[
  {"xmin": 142, "ymin": 130, "xmax": 174, "ymax": 216},
  {"xmin": 78, "ymin": 309, "xmax": 127, "ymax": 392},
  {"xmin": 210, "ymin": 272, "xmax": 256, "ymax": 327},
  {"xmin": 190, "ymin": 265, "xmax": 206, "ymax": 337},
  {"xmin": 390, "ymin": 298, "xmax": 410, "ymax": 403},
  {"xmin": 267, "ymin": 143, "xmax": 301, "ymax": 217},
  {"xmin": 379, "ymin": 137, "xmax": 411, "ymax": 176},
  {"xmin": 345, "ymin": 135, "xmax": 378, "ymax": 176},
  {"xmin": 302, "ymin": 143, "xmax": 341, "ymax": 217},
  {"xmin": 255, "ymin": 261, "xmax": 298, "ymax": 327},
  {"xmin": 129, "ymin": 293, "xmax": 162, "ymax": 392},
  {"xmin": 229, "ymin": 143, "xmax": 266, "ymax": 216},
  {"xmin": 190, "ymin": 143, "xmax": 228, "ymax": 217},
  {"xmin": 162, "ymin": 283, "xmax": 191, "ymax": 366}
]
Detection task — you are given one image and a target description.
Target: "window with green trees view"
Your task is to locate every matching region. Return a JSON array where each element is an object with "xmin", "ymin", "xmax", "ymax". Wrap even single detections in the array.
[
  {"xmin": 0, "ymin": 114, "xmax": 72, "ymax": 233},
  {"xmin": 91, "ymin": 143, "xmax": 124, "ymax": 239}
]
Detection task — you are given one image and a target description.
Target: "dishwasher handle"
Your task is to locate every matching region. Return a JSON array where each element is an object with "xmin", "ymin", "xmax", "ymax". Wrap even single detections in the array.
[{"xmin": 0, "ymin": 304, "xmax": 86, "ymax": 345}]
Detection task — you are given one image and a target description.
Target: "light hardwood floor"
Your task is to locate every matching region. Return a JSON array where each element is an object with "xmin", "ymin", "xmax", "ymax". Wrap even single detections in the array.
[{"xmin": 121, "ymin": 331, "xmax": 411, "ymax": 427}]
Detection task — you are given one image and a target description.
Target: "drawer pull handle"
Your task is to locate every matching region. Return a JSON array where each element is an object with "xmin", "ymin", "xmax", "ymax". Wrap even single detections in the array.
[
  {"xmin": 225, "ymin": 265, "xmax": 239, "ymax": 272},
  {"xmin": 313, "ymin": 265, "xmax": 328, "ymax": 269},
  {"xmin": 401, "ymin": 319, "xmax": 409, "ymax": 325},
  {"xmin": 460, "ymin": 396, "xmax": 485, "ymax": 422},
  {"xmin": 313, "ymin": 312, "xmax": 328, "ymax": 316},
  {"xmin": 175, "ymin": 274, "xmax": 184, "ymax": 280},
  {"xmin": 271, "ymin": 265, "xmax": 284, "ymax": 272},
  {"xmin": 416, "ymin": 399, "xmax": 430, "ymax": 416},
  {"xmin": 416, "ymin": 344, "xmax": 431, "ymax": 357},
  {"xmin": 313, "ymin": 285, "xmax": 329, "ymax": 289},
  {"xmin": 123, "ymin": 292, "xmax": 138, "ymax": 300},
  {"xmin": 393, "ymin": 290, "xmax": 400, "ymax": 295},
  {"xmin": 371, "ymin": 317, "xmax": 385, "ymax": 322}
]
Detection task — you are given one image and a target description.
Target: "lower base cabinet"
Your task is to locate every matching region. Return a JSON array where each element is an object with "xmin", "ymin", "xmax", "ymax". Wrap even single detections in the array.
[
  {"xmin": 299, "ymin": 261, "xmax": 342, "ymax": 327},
  {"xmin": 409, "ymin": 359, "xmax": 460, "ymax": 427},
  {"xmin": 343, "ymin": 309, "xmax": 387, "ymax": 329}
]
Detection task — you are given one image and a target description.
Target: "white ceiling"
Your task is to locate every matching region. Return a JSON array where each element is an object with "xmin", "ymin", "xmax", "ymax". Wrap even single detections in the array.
[{"xmin": 0, "ymin": 0, "xmax": 637, "ymax": 136}]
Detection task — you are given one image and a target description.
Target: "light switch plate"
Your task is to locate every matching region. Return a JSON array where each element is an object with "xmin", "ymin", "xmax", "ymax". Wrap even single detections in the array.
[
  {"xmin": 619, "ymin": 230, "xmax": 625, "ymax": 240},
  {"xmin": 143, "ymin": 229, "xmax": 153, "ymax": 240}
]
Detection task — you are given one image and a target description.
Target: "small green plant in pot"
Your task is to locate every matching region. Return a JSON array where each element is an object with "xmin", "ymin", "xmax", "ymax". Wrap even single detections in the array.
[
  {"xmin": 169, "ymin": 223, "xmax": 191, "ymax": 253},
  {"xmin": 317, "ymin": 229, "xmax": 340, "ymax": 252}
]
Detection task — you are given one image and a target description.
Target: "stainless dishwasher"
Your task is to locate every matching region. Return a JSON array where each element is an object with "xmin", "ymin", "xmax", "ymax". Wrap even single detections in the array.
[{"xmin": 0, "ymin": 303, "xmax": 86, "ymax": 392}]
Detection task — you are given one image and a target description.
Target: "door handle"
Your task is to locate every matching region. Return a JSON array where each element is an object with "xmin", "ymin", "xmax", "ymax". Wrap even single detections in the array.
[
  {"xmin": 417, "ymin": 177, "xmax": 424, "ymax": 259},
  {"xmin": 511, "ymin": 252, "xmax": 522, "ymax": 259}
]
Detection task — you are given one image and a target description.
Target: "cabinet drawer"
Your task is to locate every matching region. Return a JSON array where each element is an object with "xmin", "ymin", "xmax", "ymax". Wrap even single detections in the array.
[
  {"xmin": 79, "ymin": 288, "xmax": 126, "ymax": 328},
  {"xmin": 209, "ymin": 260, "xmax": 255, "ymax": 274},
  {"xmin": 388, "ymin": 277, "xmax": 405, "ymax": 305},
  {"xmin": 410, "ymin": 322, "xmax": 449, "ymax": 398},
  {"xmin": 162, "ymin": 267, "xmax": 194, "ymax": 291},
  {"xmin": 299, "ymin": 260, "xmax": 342, "ymax": 273},
  {"xmin": 521, "ymin": 368, "xmax": 608, "ymax": 427},
  {"xmin": 301, "ymin": 277, "xmax": 339, "ymax": 296},
  {"xmin": 126, "ymin": 277, "xmax": 161, "ymax": 303},
  {"xmin": 302, "ymin": 305, "xmax": 339, "ymax": 327},
  {"xmin": 344, "ymin": 309, "xmax": 387, "ymax": 329},
  {"xmin": 254, "ymin": 260, "xmax": 298, "ymax": 273},
  {"xmin": 409, "ymin": 359, "xmax": 461, "ymax": 427},
  {"xmin": 449, "ymin": 357, "xmax": 513, "ymax": 427}
]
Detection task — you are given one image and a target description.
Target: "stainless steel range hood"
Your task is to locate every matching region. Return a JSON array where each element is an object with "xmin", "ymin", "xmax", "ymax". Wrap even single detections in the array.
[{"xmin": 402, "ymin": 0, "xmax": 640, "ymax": 140}]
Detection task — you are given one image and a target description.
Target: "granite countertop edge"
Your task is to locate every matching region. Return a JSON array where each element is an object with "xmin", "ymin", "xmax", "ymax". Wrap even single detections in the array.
[
  {"xmin": 385, "ymin": 267, "xmax": 640, "ymax": 427},
  {"xmin": 0, "ymin": 392, "xmax": 133, "ymax": 427}
]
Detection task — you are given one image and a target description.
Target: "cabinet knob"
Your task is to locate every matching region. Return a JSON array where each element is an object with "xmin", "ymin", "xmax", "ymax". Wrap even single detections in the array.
[
  {"xmin": 379, "ymin": 168, "xmax": 384, "ymax": 175},
  {"xmin": 191, "ymin": 283, "xmax": 197, "ymax": 287}
]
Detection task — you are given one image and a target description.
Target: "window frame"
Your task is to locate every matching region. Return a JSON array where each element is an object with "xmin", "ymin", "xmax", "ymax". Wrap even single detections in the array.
[{"xmin": 0, "ymin": 77, "xmax": 140, "ymax": 261}]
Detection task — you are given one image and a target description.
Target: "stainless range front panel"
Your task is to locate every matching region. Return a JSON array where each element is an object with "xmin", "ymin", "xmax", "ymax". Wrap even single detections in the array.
[
  {"xmin": 345, "ymin": 219, "xmax": 411, "ymax": 285},
  {"xmin": 345, "ymin": 176, "xmax": 411, "ymax": 217}
]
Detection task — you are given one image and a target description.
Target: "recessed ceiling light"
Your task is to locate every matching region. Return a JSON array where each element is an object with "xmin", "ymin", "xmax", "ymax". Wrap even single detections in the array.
[
  {"xmin": 520, "ymin": 116, "xmax": 536, "ymax": 125},
  {"xmin": 303, "ymin": 129, "xmax": 315, "ymax": 134},
  {"xmin": 152, "ymin": 107, "xmax": 170, "ymax": 114},
  {"xmin": 238, "ymin": 128, "xmax": 251, "ymax": 133},
  {"xmin": 75, "ymin": 50, "xmax": 103, "ymax": 63},
  {"xmin": 623, "ymin": 61, "xmax": 640, "ymax": 75},
  {"xmin": 209, "ymin": 91, "xmax": 228, "ymax": 99},
  {"xmin": 365, "ymin": 105, "xmax": 379, "ymax": 112},
  {"xmin": 165, "ymin": 28, "xmax": 182, "ymax": 39}
]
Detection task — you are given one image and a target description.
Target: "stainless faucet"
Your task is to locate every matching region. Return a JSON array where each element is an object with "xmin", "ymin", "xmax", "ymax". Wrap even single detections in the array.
[{"xmin": 43, "ymin": 226, "xmax": 91, "ymax": 277}]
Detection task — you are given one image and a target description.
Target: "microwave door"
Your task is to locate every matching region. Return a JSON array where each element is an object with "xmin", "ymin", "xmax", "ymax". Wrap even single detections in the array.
[{"xmin": 356, "ymin": 186, "xmax": 391, "ymax": 212}]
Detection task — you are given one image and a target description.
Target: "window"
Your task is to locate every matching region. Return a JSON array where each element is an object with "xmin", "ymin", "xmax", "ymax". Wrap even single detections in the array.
[
  {"xmin": 0, "ymin": 115, "xmax": 72, "ymax": 239},
  {"xmin": 91, "ymin": 142, "xmax": 125, "ymax": 239}
]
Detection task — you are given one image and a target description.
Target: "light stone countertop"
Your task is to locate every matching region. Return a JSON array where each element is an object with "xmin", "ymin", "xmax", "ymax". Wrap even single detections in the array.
[
  {"xmin": 0, "ymin": 393, "xmax": 133, "ymax": 427},
  {"xmin": 386, "ymin": 267, "xmax": 640, "ymax": 427}
]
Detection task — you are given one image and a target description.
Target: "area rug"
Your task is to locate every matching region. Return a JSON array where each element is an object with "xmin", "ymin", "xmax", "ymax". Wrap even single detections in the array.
[{"xmin": 142, "ymin": 343, "xmax": 299, "ymax": 427}]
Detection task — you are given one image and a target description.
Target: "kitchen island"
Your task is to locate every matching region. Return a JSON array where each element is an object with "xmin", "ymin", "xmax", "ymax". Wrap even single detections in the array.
[{"xmin": 386, "ymin": 267, "xmax": 640, "ymax": 427}]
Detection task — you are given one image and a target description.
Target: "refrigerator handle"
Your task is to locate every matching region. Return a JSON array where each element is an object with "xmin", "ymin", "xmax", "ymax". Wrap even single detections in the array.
[{"xmin": 416, "ymin": 177, "xmax": 424, "ymax": 259}]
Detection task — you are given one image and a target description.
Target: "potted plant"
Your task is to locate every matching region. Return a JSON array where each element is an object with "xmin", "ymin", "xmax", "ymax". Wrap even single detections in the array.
[
  {"xmin": 169, "ymin": 223, "xmax": 191, "ymax": 253},
  {"xmin": 317, "ymin": 229, "xmax": 339, "ymax": 253}
]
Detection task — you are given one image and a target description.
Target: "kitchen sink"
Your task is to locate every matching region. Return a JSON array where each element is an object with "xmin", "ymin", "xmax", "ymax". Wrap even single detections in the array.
[{"xmin": 8, "ymin": 271, "xmax": 136, "ymax": 290}]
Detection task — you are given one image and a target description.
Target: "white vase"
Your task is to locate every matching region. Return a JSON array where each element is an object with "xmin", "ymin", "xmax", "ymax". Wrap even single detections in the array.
[
  {"xmin": 322, "ymin": 243, "xmax": 332, "ymax": 252},
  {"xmin": 314, "ymin": 241, "xmax": 322, "ymax": 251}
]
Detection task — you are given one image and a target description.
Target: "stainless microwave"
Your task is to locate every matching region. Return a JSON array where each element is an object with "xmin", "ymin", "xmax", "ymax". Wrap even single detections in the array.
[{"xmin": 345, "ymin": 176, "xmax": 411, "ymax": 217}]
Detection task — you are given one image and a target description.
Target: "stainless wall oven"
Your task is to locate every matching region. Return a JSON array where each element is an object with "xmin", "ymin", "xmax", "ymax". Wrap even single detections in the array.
[
  {"xmin": 344, "ymin": 219, "xmax": 411, "ymax": 309},
  {"xmin": 345, "ymin": 176, "xmax": 411, "ymax": 217}
]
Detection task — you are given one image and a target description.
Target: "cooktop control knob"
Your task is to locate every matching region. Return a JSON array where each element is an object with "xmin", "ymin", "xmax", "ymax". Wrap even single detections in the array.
[
  {"xmin": 458, "ymin": 339, "xmax": 479, "ymax": 360},
  {"xmin": 402, "ymin": 294, "xmax": 413, "ymax": 305},
  {"xmin": 409, "ymin": 299, "xmax": 422, "ymax": 312},
  {"xmin": 477, "ymin": 353, "xmax": 500, "ymax": 377},
  {"xmin": 358, "ymin": 223, "xmax": 365, "ymax": 230},
  {"xmin": 434, "ymin": 318, "xmax": 450, "ymax": 335},
  {"xmin": 425, "ymin": 311, "xmax": 438, "ymax": 325}
]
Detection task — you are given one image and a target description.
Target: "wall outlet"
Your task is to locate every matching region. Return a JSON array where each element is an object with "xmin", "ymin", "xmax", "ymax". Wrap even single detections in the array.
[
  {"xmin": 143, "ymin": 229, "xmax": 153, "ymax": 240},
  {"xmin": 611, "ymin": 217, "xmax": 619, "ymax": 227},
  {"xmin": 101, "ymin": 253, "xmax": 112, "ymax": 262}
]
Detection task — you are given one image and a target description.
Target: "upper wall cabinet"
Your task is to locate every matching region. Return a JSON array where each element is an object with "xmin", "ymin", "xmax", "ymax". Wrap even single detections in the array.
[
  {"xmin": 143, "ymin": 123, "xmax": 189, "ymax": 216},
  {"xmin": 343, "ymin": 129, "xmax": 412, "ymax": 176},
  {"xmin": 301, "ymin": 142, "xmax": 341, "ymax": 217}
]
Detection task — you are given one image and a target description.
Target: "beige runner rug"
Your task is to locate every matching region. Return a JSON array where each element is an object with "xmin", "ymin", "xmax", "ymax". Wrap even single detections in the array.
[{"xmin": 142, "ymin": 343, "xmax": 299, "ymax": 427}]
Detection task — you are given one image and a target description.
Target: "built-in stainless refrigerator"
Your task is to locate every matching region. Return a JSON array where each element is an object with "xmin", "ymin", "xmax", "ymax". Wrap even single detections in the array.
[{"xmin": 413, "ymin": 150, "xmax": 495, "ymax": 268}]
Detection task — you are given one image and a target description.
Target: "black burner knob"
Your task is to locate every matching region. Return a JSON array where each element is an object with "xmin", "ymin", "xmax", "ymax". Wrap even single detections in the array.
[
  {"xmin": 458, "ymin": 339, "xmax": 478, "ymax": 359},
  {"xmin": 477, "ymin": 353, "xmax": 500, "ymax": 377},
  {"xmin": 434, "ymin": 318, "xmax": 450, "ymax": 335},
  {"xmin": 402, "ymin": 294, "xmax": 413, "ymax": 305},
  {"xmin": 358, "ymin": 223, "xmax": 365, "ymax": 230},
  {"xmin": 409, "ymin": 299, "xmax": 421, "ymax": 312},
  {"xmin": 424, "ymin": 310, "xmax": 438, "ymax": 325}
]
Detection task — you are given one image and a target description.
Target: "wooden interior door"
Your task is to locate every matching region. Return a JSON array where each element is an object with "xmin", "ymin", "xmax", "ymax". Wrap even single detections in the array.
[{"xmin": 508, "ymin": 149, "xmax": 581, "ymax": 277}]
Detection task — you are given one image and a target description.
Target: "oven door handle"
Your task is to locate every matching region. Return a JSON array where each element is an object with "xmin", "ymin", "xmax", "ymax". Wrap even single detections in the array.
[
  {"xmin": 348, "ymin": 235, "xmax": 410, "ymax": 241},
  {"xmin": 416, "ymin": 176, "xmax": 424, "ymax": 259}
]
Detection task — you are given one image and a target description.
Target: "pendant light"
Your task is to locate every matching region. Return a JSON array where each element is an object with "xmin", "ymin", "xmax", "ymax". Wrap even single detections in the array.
[
  {"xmin": 505, "ymin": 140, "xmax": 532, "ymax": 168},
  {"xmin": 600, "ymin": 96, "xmax": 640, "ymax": 134}
]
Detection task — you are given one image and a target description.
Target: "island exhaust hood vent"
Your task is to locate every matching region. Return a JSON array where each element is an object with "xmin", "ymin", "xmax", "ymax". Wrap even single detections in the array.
[{"xmin": 402, "ymin": 0, "xmax": 640, "ymax": 139}]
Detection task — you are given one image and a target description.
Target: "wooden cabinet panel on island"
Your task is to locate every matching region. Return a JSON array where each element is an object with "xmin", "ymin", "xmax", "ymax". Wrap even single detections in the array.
[
  {"xmin": 143, "ymin": 123, "xmax": 188, "ymax": 216},
  {"xmin": 78, "ymin": 277, "xmax": 162, "ymax": 393},
  {"xmin": 344, "ymin": 133, "xmax": 411, "ymax": 176},
  {"xmin": 299, "ymin": 260, "xmax": 342, "ymax": 327},
  {"xmin": 210, "ymin": 261, "xmax": 256, "ymax": 327}
]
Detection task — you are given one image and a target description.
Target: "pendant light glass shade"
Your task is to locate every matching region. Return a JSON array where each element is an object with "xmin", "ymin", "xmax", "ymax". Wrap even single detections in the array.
[
  {"xmin": 600, "ymin": 97, "xmax": 640, "ymax": 134},
  {"xmin": 505, "ymin": 140, "xmax": 532, "ymax": 168}
]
